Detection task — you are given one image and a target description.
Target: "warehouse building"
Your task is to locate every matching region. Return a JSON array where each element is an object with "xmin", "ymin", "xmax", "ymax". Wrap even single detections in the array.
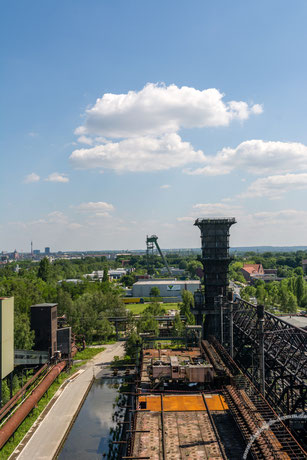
[{"xmin": 132, "ymin": 280, "xmax": 200, "ymax": 300}]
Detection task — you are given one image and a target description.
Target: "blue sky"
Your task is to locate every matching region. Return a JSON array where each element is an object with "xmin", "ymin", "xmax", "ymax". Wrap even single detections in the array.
[{"xmin": 1, "ymin": 0, "xmax": 307, "ymax": 251}]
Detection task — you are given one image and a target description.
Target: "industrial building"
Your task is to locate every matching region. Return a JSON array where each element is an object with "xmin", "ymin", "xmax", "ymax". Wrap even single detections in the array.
[
  {"xmin": 132, "ymin": 279, "xmax": 200, "ymax": 299},
  {"xmin": 30, "ymin": 303, "xmax": 58, "ymax": 357}
]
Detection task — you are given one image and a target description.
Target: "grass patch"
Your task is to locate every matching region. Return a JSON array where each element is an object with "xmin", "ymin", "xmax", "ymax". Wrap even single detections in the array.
[
  {"xmin": 74, "ymin": 347, "xmax": 105, "ymax": 361},
  {"xmin": 125, "ymin": 303, "xmax": 180, "ymax": 315},
  {"xmin": 124, "ymin": 303, "xmax": 147, "ymax": 314},
  {"xmin": 153, "ymin": 340, "xmax": 186, "ymax": 348}
]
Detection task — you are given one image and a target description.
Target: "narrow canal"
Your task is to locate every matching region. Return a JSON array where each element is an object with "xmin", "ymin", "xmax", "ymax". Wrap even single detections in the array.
[{"xmin": 58, "ymin": 378, "xmax": 127, "ymax": 460}]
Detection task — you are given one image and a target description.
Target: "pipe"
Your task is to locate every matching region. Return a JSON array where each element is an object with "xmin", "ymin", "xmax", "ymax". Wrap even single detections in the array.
[
  {"xmin": 0, "ymin": 361, "xmax": 66, "ymax": 449},
  {"xmin": 0, "ymin": 364, "xmax": 48, "ymax": 421}
]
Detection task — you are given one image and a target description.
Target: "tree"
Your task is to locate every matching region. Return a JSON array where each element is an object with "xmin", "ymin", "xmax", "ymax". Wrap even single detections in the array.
[
  {"xmin": 125, "ymin": 331, "xmax": 142, "ymax": 358},
  {"xmin": 180, "ymin": 290, "xmax": 195, "ymax": 324},
  {"xmin": 56, "ymin": 288, "xmax": 73, "ymax": 316},
  {"xmin": 150, "ymin": 286, "xmax": 160, "ymax": 298},
  {"xmin": 256, "ymin": 283, "xmax": 266, "ymax": 305},
  {"xmin": 172, "ymin": 313, "xmax": 184, "ymax": 336},
  {"xmin": 294, "ymin": 267, "xmax": 304, "ymax": 276},
  {"xmin": 137, "ymin": 313, "xmax": 159, "ymax": 335},
  {"xmin": 37, "ymin": 257, "xmax": 51, "ymax": 282},
  {"xmin": 14, "ymin": 312, "xmax": 34, "ymax": 349},
  {"xmin": 187, "ymin": 260, "xmax": 203, "ymax": 278},
  {"xmin": 179, "ymin": 260, "xmax": 188, "ymax": 270},
  {"xmin": 295, "ymin": 276, "xmax": 305, "ymax": 306},
  {"xmin": 96, "ymin": 316, "xmax": 114, "ymax": 340},
  {"xmin": 1, "ymin": 379, "xmax": 10, "ymax": 405},
  {"xmin": 120, "ymin": 274, "xmax": 136, "ymax": 287},
  {"xmin": 102, "ymin": 264, "xmax": 109, "ymax": 283},
  {"xmin": 287, "ymin": 292, "xmax": 298, "ymax": 313},
  {"xmin": 143, "ymin": 302, "xmax": 165, "ymax": 316}
]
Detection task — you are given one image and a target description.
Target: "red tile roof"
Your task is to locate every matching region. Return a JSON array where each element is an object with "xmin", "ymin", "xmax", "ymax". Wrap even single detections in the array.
[{"xmin": 242, "ymin": 264, "xmax": 263, "ymax": 274}]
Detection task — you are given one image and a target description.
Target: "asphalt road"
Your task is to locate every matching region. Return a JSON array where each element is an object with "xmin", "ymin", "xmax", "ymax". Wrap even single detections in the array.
[{"xmin": 10, "ymin": 342, "xmax": 125, "ymax": 460}]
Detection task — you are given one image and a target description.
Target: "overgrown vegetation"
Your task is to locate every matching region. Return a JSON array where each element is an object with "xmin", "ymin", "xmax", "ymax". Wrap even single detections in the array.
[
  {"xmin": 0, "ymin": 257, "xmax": 128, "ymax": 348},
  {"xmin": 1, "ymin": 249, "xmax": 306, "ymax": 352}
]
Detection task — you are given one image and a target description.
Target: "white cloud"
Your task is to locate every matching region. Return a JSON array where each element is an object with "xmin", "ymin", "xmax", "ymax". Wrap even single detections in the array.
[
  {"xmin": 77, "ymin": 135, "xmax": 93, "ymax": 145},
  {"xmin": 177, "ymin": 202, "xmax": 242, "ymax": 222},
  {"xmin": 68, "ymin": 222, "xmax": 83, "ymax": 229},
  {"xmin": 192, "ymin": 203, "xmax": 242, "ymax": 216},
  {"xmin": 70, "ymin": 133, "xmax": 205, "ymax": 172},
  {"xmin": 241, "ymin": 173, "xmax": 307, "ymax": 199},
  {"xmin": 251, "ymin": 209, "xmax": 307, "ymax": 225},
  {"xmin": 24, "ymin": 173, "xmax": 40, "ymax": 183},
  {"xmin": 28, "ymin": 132, "xmax": 38, "ymax": 137},
  {"xmin": 186, "ymin": 139, "xmax": 307, "ymax": 176},
  {"xmin": 45, "ymin": 173, "xmax": 69, "ymax": 183},
  {"xmin": 76, "ymin": 201, "xmax": 114, "ymax": 212},
  {"xmin": 74, "ymin": 83, "xmax": 262, "ymax": 139},
  {"xmin": 94, "ymin": 212, "xmax": 112, "ymax": 218},
  {"xmin": 160, "ymin": 184, "xmax": 171, "ymax": 189},
  {"xmin": 176, "ymin": 216, "xmax": 195, "ymax": 222},
  {"xmin": 47, "ymin": 211, "xmax": 69, "ymax": 224}
]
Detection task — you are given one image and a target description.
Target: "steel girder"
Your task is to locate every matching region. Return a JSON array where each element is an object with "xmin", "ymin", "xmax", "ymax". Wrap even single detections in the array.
[{"xmin": 226, "ymin": 299, "xmax": 307, "ymax": 415}]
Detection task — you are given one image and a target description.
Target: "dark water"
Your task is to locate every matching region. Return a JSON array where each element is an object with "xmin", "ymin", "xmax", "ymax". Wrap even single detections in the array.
[{"xmin": 58, "ymin": 378, "xmax": 126, "ymax": 460}]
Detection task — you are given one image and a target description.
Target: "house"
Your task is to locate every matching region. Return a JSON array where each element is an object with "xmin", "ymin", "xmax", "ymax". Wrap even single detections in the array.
[{"xmin": 241, "ymin": 264, "xmax": 264, "ymax": 282}]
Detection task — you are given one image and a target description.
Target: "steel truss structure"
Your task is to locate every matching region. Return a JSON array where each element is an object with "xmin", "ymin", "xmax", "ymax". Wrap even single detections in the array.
[{"xmin": 222, "ymin": 298, "xmax": 307, "ymax": 416}]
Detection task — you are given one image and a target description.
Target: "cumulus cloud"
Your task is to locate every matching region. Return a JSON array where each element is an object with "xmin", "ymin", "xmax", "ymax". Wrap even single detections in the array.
[
  {"xmin": 77, "ymin": 135, "xmax": 93, "ymax": 145},
  {"xmin": 251, "ymin": 209, "xmax": 307, "ymax": 224},
  {"xmin": 70, "ymin": 133, "xmax": 205, "ymax": 172},
  {"xmin": 76, "ymin": 201, "xmax": 114, "ymax": 212},
  {"xmin": 177, "ymin": 202, "xmax": 242, "ymax": 222},
  {"xmin": 24, "ymin": 173, "xmax": 40, "ymax": 183},
  {"xmin": 241, "ymin": 173, "xmax": 307, "ymax": 199},
  {"xmin": 74, "ymin": 83, "xmax": 262, "ymax": 139},
  {"xmin": 186, "ymin": 140, "xmax": 307, "ymax": 176},
  {"xmin": 47, "ymin": 211, "xmax": 69, "ymax": 224},
  {"xmin": 192, "ymin": 203, "xmax": 242, "ymax": 216},
  {"xmin": 45, "ymin": 172, "xmax": 69, "ymax": 183}
]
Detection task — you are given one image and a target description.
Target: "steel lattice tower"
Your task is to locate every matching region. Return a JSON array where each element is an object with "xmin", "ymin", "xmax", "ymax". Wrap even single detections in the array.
[{"xmin": 194, "ymin": 217, "xmax": 236, "ymax": 337}]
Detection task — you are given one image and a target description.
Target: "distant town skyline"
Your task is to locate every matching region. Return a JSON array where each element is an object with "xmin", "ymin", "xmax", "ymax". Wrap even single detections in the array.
[{"xmin": 2, "ymin": 1, "xmax": 307, "ymax": 251}]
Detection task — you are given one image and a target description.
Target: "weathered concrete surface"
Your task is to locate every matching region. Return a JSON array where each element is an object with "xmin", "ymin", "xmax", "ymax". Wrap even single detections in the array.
[{"xmin": 10, "ymin": 342, "xmax": 125, "ymax": 460}]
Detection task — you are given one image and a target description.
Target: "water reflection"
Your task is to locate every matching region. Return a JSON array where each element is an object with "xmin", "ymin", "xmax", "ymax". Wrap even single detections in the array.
[{"xmin": 58, "ymin": 378, "xmax": 126, "ymax": 460}]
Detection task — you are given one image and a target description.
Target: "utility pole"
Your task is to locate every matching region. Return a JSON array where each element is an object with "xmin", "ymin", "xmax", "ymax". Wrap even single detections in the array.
[{"xmin": 257, "ymin": 304, "xmax": 265, "ymax": 395}]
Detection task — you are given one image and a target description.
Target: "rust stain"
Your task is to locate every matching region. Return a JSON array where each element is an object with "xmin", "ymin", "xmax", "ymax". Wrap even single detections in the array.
[{"xmin": 138, "ymin": 394, "xmax": 228, "ymax": 412}]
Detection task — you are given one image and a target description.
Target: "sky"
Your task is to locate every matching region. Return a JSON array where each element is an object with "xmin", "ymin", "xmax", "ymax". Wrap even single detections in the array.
[{"xmin": 1, "ymin": 0, "xmax": 307, "ymax": 252}]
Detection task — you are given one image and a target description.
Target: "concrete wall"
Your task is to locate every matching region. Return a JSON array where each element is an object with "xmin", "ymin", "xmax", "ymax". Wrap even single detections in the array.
[{"xmin": 0, "ymin": 297, "xmax": 14, "ymax": 379}]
